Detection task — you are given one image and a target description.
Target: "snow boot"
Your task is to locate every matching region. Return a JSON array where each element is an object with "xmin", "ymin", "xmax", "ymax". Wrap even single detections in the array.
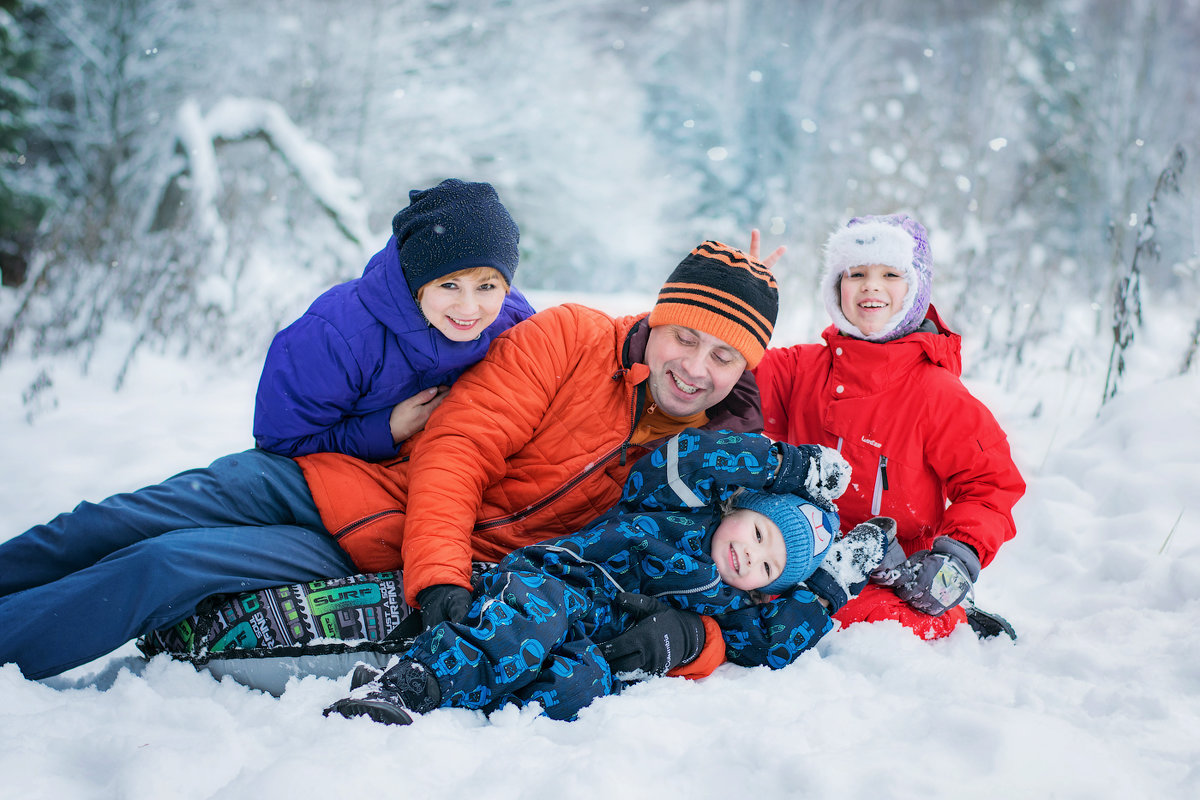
[
  {"xmin": 324, "ymin": 658, "xmax": 441, "ymax": 725},
  {"xmin": 805, "ymin": 517, "xmax": 893, "ymax": 612},
  {"xmin": 964, "ymin": 601, "xmax": 1018, "ymax": 641},
  {"xmin": 349, "ymin": 662, "xmax": 383, "ymax": 691}
]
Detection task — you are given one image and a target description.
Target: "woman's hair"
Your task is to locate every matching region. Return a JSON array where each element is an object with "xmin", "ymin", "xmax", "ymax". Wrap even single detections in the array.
[{"xmin": 415, "ymin": 266, "xmax": 510, "ymax": 302}]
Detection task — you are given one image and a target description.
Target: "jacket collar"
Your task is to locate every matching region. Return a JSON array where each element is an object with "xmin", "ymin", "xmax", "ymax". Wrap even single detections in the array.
[{"xmin": 821, "ymin": 304, "xmax": 962, "ymax": 395}]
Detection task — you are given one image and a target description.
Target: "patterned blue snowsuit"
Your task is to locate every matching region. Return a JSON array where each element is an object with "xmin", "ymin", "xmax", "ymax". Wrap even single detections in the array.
[{"xmin": 401, "ymin": 428, "xmax": 837, "ymax": 720}]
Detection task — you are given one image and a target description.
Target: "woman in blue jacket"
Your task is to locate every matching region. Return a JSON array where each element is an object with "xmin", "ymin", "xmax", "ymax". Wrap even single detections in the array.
[
  {"xmin": 325, "ymin": 428, "xmax": 892, "ymax": 724},
  {"xmin": 253, "ymin": 178, "xmax": 536, "ymax": 460}
]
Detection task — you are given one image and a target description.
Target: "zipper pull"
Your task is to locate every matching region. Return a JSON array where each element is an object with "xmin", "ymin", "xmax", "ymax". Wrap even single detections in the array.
[{"xmin": 880, "ymin": 455, "xmax": 889, "ymax": 490}]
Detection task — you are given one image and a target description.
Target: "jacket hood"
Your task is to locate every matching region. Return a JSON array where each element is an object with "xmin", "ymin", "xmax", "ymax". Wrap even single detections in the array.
[{"xmin": 358, "ymin": 236, "xmax": 429, "ymax": 334}]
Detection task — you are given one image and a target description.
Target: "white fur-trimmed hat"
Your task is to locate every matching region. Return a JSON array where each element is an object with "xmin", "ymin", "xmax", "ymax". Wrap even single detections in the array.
[{"xmin": 820, "ymin": 214, "xmax": 933, "ymax": 342}]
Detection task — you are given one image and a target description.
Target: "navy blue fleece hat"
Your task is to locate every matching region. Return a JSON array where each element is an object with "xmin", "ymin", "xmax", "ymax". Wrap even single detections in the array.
[
  {"xmin": 730, "ymin": 490, "xmax": 839, "ymax": 594},
  {"xmin": 392, "ymin": 178, "xmax": 520, "ymax": 297}
]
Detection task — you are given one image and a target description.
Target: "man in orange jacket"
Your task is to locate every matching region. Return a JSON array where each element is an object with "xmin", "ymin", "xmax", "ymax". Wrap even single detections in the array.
[{"xmin": 1, "ymin": 240, "xmax": 780, "ymax": 681}]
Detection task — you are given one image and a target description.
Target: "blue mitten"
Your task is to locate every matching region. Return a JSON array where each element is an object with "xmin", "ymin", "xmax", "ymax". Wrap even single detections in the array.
[
  {"xmin": 771, "ymin": 443, "xmax": 850, "ymax": 511},
  {"xmin": 888, "ymin": 536, "xmax": 981, "ymax": 617}
]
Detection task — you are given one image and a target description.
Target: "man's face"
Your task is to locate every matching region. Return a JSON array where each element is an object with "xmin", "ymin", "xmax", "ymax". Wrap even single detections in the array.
[{"xmin": 644, "ymin": 324, "xmax": 747, "ymax": 418}]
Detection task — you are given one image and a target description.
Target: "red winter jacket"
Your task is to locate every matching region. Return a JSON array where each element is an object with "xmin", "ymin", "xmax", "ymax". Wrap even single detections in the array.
[
  {"xmin": 754, "ymin": 307, "xmax": 1024, "ymax": 567},
  {"xmin": 297, "ymin": 303, "xmax": 763, "ymax": 608}
]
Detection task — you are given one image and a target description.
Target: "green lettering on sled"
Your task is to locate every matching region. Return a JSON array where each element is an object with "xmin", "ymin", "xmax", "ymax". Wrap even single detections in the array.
[{"xmin": 212, "ymin": 621, "xmax": 258, "ymax": 652}]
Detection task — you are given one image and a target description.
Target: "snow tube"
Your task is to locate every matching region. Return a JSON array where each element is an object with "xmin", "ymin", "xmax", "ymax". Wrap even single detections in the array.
[{"xmin": 138, "ymin": 572, "xmax": 421, "ymax": 696}]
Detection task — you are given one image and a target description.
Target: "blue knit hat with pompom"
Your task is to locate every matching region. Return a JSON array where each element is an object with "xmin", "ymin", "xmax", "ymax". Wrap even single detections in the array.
[
  {"xmin": 820, "ymin": 213, "xmax": 932, "ymax": 342},
  {"xmin": 729, "ymin": 490, "xmax": 839, "ymax": 595}
]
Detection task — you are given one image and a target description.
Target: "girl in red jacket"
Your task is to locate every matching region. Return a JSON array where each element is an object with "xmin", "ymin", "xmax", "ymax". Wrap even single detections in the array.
[{"xmin": 754, "ymin": 214, "xmax": 1025, "ymax": 639}]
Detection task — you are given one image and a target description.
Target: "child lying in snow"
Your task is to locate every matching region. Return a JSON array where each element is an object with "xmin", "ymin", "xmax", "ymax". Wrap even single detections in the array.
[{"xmin": 324, "ymin": 427, "xmax": 893, "ymax": 724}]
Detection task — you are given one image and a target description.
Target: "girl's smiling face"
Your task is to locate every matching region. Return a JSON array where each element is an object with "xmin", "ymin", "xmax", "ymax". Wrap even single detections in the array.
[
  {"xmin": 710, "ymin": 507, "xmax": 787, "ymax": 592},
  {"xmin": 839, "ymin": 263, "xmax": 909, "ymax": 336},
  {"xmin": 418, "ymin": 267, "xmax": 508, "ymax": 341}
]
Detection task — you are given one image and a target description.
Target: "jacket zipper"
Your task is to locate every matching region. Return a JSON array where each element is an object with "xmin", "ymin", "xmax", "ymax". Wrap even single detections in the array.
[
  {"xmin": 523, "ymin": 543, "xmax": 629, "ymax": 593},
  {"xmin": 474, "ymin": 374, "xmax": 645, "ymax": 533},
  {"xmin": 652, "ymin": 574, "xmax": 721, "ymax": 599},
  {"xmin": 872, "ymin": 455, "xmax": 888, "ymax": 516},
  {"xmin": 332, "ymin": 508, "xmax": 405, "ymax": 541}
]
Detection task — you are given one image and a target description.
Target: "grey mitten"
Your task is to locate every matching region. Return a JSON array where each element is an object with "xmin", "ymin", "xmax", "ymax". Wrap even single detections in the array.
[{"xmin": 889, "ymin": 536, "xmax": 981, "ymax": 617}]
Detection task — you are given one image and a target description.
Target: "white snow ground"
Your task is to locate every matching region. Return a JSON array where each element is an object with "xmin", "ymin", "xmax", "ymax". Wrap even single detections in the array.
[{"xmin": 1, "ymin": 293, "xmax": 1198, "ymax": 800}]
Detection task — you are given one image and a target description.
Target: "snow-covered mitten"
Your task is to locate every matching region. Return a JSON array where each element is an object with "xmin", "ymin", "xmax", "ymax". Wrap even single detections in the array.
[
  {"xmin": 804, "ymin": 518, "xmax": 891, "ymax": 613},
  {"xmin": 771, "ymin": 443, "xmax": 851, "ymax": 511},
  {"xmin": 891, "ymin": 536, "xmax": 981, "ymax": 617},
  {"xmin": 324, "ymin": 658, "xmax": 442, "ymax": 725}
]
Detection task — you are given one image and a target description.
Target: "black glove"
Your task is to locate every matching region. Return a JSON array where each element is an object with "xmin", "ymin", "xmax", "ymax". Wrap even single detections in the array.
[
  {"xmin": 416, "ymin": 583, "xmax": 473, "ymax": 629},
  {"xmin": 770, "ymin": 443, "xmax": 850, "ymax": 510},
  {"xmin": 878, "ymin": 536, "xmax": 981, "ymax": 617},
  {"xmin": 598, "ymin": 592, "xmax": 705, "ymax": 678}
]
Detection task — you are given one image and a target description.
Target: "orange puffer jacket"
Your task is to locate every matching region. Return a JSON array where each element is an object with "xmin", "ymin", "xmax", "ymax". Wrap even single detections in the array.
[{"xmin": 297, "ymin": 303, "xmax": 763, "ymax": 607}]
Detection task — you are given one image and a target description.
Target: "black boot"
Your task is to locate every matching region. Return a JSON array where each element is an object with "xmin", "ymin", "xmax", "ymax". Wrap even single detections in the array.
[
  {"xmin": 349, "ymin": 662, "xmax": 383, "ymax": 691},
  {"xmin": 964, "ymin": 602, "xmax": 1018, "ymax": 641},
  {"xmin": 324, "ymin": 659, "xmax": 442, "ymax": 725}
]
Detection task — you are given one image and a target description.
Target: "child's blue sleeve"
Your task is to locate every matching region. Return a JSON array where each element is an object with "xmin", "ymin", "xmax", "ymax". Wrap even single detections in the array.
[
  {"xmin": 714, "ymin": 589, "xmax": 834, "ymax": 668},
  {"xmin": 253, "ymin": 315, "xmax": 398, "ymax": 460},
  {"xmin": 618, "ymin": 428, "xmax": 780, "ymax": 512}
]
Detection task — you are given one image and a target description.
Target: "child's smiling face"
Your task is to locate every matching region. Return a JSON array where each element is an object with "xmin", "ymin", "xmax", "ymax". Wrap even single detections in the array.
[
  {"xmin": 418, "ymin": 267, "xmax": 507, "ymax": 342},
  {"xmin": 710, "ymin": 507, "xmax": 788, "ymax": 592},
  {"xmin": 839, "ymin": 263, "xmax": 909, "ymax": 336}
]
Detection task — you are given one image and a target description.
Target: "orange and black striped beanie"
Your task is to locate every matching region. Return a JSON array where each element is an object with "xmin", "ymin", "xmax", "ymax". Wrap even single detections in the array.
[{"xmin": 648, "ymin": 241, "xmax": 778, "ymax": 368}]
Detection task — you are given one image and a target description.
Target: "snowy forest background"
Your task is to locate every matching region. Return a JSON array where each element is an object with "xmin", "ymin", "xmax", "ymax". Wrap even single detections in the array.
[
  {"xmin": 1, "ymin": 0, "xmax": 1198, "ymax": 405},
  {"xmin": 2, "ymin": 3, "xmax": 1200, "ymax": 797}
]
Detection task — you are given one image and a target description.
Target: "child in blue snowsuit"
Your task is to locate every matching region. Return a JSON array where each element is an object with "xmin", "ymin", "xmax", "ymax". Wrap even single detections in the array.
[
  {"xmin": 325, "ymin": 428, "xmax": 891, "ymax": 724},
  {"xmin": 254, "ymin": 177, "xmax": 535, "ymax": 460},
  {"xmin": 0, "ymin": 179, "xmax": 534, "ymax": 681}
]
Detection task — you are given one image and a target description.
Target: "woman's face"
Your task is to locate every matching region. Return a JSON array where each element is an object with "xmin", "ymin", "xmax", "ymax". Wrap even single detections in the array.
[{"xmin": 839, "ymin": 263, "xmax": 909, "ymax": 336}]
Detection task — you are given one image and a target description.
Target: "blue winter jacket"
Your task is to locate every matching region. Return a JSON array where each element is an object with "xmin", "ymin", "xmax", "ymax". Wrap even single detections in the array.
[
  {"xmin": 253, "ymin": 236, "xmax": 536, "ymax": 460},
  {"xmin": 499, "ymin": 428, "xmax": 839, "ymax": 670}
]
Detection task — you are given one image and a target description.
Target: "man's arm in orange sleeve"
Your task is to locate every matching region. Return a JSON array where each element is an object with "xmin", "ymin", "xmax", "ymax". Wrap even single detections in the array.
[{"xmin": 400, "ymin": 308, "xmax": 573, "ymax": 606}]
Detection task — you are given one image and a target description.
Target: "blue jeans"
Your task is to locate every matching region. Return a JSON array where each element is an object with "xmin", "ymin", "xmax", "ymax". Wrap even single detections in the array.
[{"xmin": 0, "ymin": 449, "xmax": 356, "ymax": 680}]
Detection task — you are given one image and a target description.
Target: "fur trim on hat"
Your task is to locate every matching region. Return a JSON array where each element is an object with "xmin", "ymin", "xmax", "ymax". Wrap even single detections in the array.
[{"xmin": 820, "ymin": 214, "xmax": 933, "ymax": 342}]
